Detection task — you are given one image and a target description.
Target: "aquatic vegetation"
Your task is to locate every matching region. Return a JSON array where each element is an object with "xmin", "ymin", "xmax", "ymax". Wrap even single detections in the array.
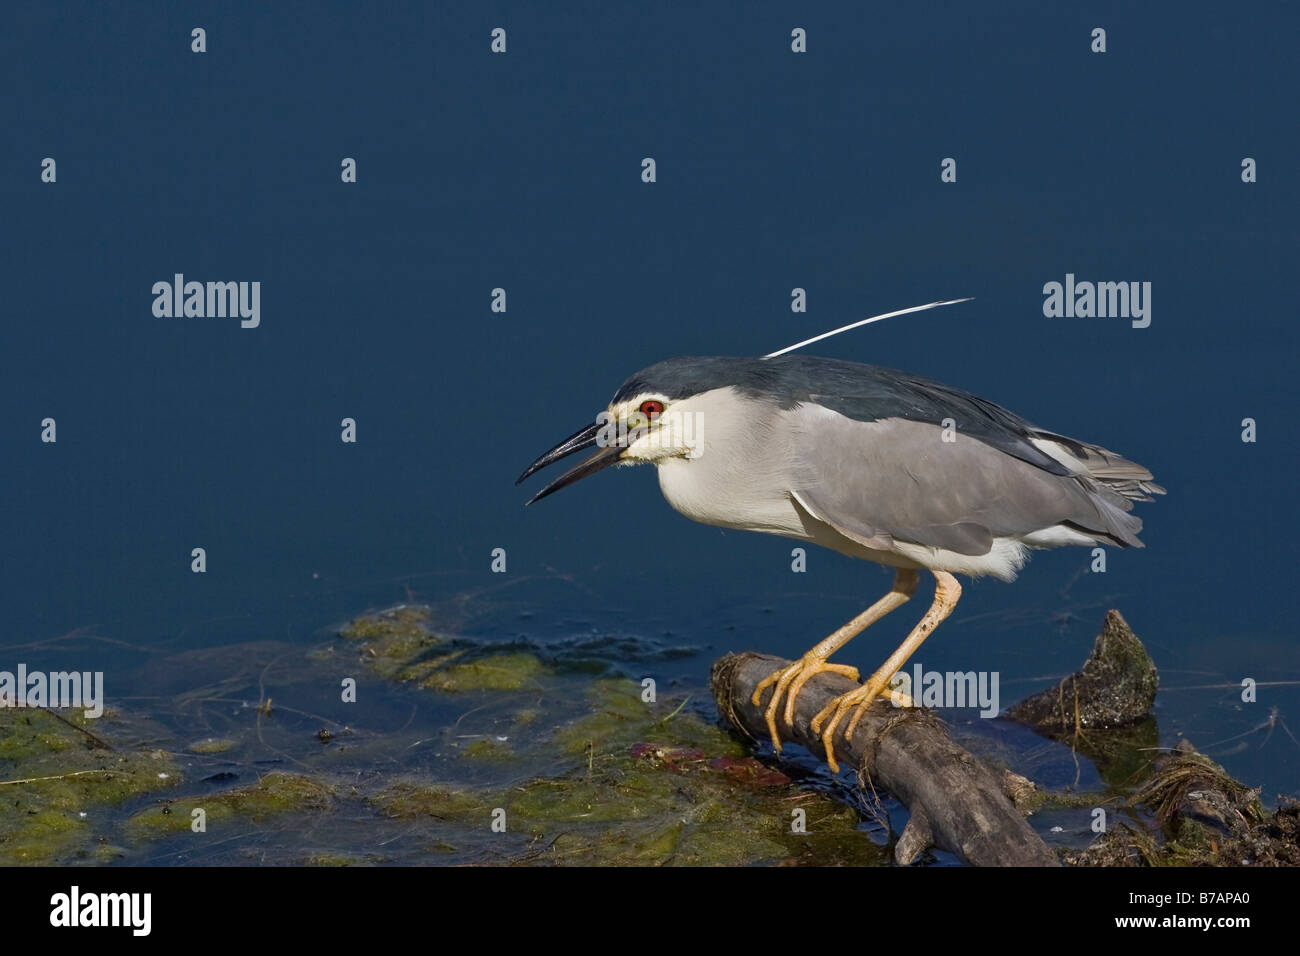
[
  {"xmin": 5, "ymin": 603, "xmax": 1259, "ymax": 866},
  {"xmin": 124, "ymin": 772, "xmax": 335, "ymax": 838},
  {"xmin": 460, "ymin": 738, "xmax": 516, "ymax": 761},
  {"xmin": 340, "ymin": 605, "xmax": 439, "ymax": 644},
  {"xmin": 0, "ymin": 708, "xmax": 181, "ymax": 865},
  {"xmin": 340, "ymin": 605, "xmax": 455, "ymax": 683},
  {"xmin": 419, "ymin": 653, "xmax": 548, "ymax": 693},
  {"xmin": 369, "ymin": 780, "xmax": 489, "ymax": 821},
  {"xmin": 185, "ymin": 737, "xmax": 239, "ymax": 755},
  {"xmin": 0, "ymin": 606, "xmax": 978, "ymax": 865}
]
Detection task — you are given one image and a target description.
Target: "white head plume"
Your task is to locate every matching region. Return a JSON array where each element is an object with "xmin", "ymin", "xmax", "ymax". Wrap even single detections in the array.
[{"xmin": 764, "ymin": 297, "xmax": 973, "ymax": 359}]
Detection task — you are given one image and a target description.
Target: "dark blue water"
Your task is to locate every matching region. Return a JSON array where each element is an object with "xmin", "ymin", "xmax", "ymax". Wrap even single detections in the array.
[{"xmin": 4, "ymin": 2, "xmax": 1297, "ymax": 803}]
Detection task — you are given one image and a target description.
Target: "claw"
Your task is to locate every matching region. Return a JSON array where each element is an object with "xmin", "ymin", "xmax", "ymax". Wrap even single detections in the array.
[
  {"xmin": 751, "ymin": 656, "xmax": 859, "ymax": 753},
  {"xmin": 810, "ymin": 676, "xmax": 899, "ymax": 773}
]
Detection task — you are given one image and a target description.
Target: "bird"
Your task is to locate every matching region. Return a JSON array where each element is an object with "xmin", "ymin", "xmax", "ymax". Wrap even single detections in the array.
[{"xmin": 516, "ymin": 306, "xmax": 1163, "ymax": 772}]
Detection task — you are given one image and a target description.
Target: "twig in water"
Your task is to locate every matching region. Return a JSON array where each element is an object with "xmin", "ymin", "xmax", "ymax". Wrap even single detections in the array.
[
  {"xmin": 0, "ymin": 769, "xmax": 122, "ymax": 786},
  {"xmin": 657, "ymin": 696, "xmax": 691, "ymax": 725},
  {"xmin": 37, "ymin": 706, "xmax": 114, "ymax": 751}
]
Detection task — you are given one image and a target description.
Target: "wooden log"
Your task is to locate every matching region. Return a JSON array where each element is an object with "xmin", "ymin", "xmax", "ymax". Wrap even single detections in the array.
[{"xmin": 712, "ymin": 652, "xmax": 1059, "ymax": 867}]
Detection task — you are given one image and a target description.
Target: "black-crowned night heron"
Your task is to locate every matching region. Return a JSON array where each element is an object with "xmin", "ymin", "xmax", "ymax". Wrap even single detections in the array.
[{"xmin": 517, "ymin": 318, "xmax": 1163, "ymax": 772}]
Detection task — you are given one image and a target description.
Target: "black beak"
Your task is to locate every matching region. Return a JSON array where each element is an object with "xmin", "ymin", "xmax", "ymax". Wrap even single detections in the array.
[{"xmin": 516, "ymin": 420, "xmax": 624, "ymax": 505}]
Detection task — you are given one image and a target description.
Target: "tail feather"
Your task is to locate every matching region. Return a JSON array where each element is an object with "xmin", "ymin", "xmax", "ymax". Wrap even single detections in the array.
[{"xmin": 1033, "ymin": 430, "xmax": 1166, "ymax": 503}]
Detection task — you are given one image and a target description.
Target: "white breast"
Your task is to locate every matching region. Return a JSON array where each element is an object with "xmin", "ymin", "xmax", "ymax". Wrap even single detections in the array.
[
  {"xmin": 656, "ymin": 456, "xmax": 810, "ymax": 537},
  {"xmin": 650, "ymin": 387, "xmax": 811, "ymax": 537}
]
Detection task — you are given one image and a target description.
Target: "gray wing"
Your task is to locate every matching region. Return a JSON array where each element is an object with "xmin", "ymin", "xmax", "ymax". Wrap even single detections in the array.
[
  {"xmin": 771, "ymin": 358, "xmax": 1077, "ymax": 476},
  {"xmin": 788, "ymin": 408, "xmax": 1145, "ymax": 555}
]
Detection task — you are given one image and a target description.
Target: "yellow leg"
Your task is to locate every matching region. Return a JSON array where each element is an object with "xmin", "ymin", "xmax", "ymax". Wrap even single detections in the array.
[
  {"xmin": 750, "ymin": 569, "xmax": 919, "ymax": 752},
  {"xmin": 811, "ymin": 570, "xmax": 962, "ymax": 773}
]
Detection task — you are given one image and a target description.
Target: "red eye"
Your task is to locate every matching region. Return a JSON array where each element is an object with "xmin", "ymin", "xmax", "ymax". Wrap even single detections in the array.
[{"xmin": 640, "ymin": 400, "xmax": 664, "ymax": 418}]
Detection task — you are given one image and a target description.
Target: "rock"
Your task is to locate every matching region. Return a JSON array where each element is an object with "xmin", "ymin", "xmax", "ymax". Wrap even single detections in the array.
[{"xmin": 1005, "ymin": 609, "xmax": 1157, "ymax": 731}]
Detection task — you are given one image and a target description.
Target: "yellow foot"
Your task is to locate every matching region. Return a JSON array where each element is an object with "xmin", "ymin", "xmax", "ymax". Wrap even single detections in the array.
[
  {"xmin": 809, "ymin": 676, "xmax": 903, "ymax": 773},
  {"xmin": 750, "ymin": 656, "xmax": 860, "ymax": 752}
]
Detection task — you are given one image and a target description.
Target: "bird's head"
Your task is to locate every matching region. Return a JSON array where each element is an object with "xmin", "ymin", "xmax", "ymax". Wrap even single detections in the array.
[{"xmin": 516, "ymin": 356, "xmax": 765, "ymax": 504}]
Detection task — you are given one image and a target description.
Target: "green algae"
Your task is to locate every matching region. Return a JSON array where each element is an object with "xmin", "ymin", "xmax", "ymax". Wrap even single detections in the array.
[
  {"xmin": 304, "ymin": 851, "xmax": 360, "ymax": 866},
  {"xmin": 340, "ymin": 605, "xmax": 440, "ymax": 644},
  {"xmin": 0, "ymin": 707, "xmax": 182, "ymax": 865},
  {"xmin": 186, "ymin": 737, "xmax": 239, "ymax": 755},
  {"xmin": 342, "ymin": 606, "xmax": 553, "ymax": 691},
  {"xmin": 419, "ymin": 653, "xmax": 548, "ymax": 692},
  {"xmin": 340, "ymin": 605, "xmax": 456, "ymax": 683},
  {"xmin": 123, "ymin": 771, "xmax": 335, "ymax": 839},
  {"xmin": 490, "ymin": 677, "xmax": 888, "ymax": 866},
  {"xmin": 369, "ymin": 780, "xmax": 488, "ymax": 821},
  {"xmin": 333, "ymin": 613, "xmax": 892, "ymax": 865},
  {"xmin": 505, "ymin": 760, "xmax": 885, "ymax": 866},
  {"xmin": 554, "ymin": 678, "xmax": 746, "ymax": 760},
  {"xmin": 461, "ymin": 738, "xmax": 516, "ymax": 761},
  {"xmin": 1, "ymin": 809, "xmax": 89, "ymax": 865},
  {"xmin": 304, "ymin": 851, "xmax": 385, "ymax": 866}
]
